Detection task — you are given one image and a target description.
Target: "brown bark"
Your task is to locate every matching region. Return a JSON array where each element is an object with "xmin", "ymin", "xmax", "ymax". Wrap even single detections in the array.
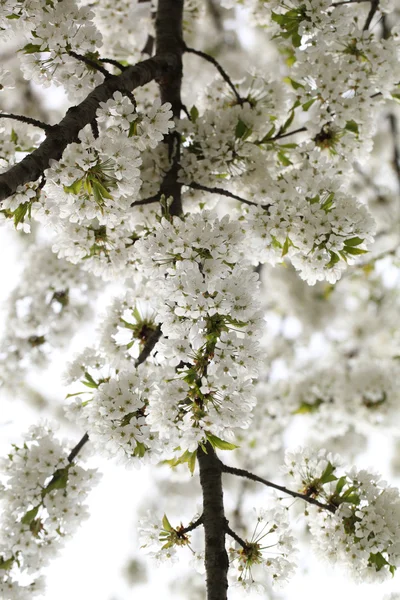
[
  {"xmin": 198, "ymin": 443, "xmax": 229, "ymax": 600},
  {"xmin": 155, "ymin": 0, "xmax": 184, "ymax": 216},
  {"xmin": 0, "ymin": 55, "xmax": 180, "ymax": 202}
]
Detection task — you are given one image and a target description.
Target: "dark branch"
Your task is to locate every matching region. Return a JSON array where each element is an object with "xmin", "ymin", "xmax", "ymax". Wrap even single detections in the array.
[
  {"xmin": 67, "ymin": 432, "xmax": 89, "ymax": 463},
  {"xmin": 198, "ymin": 443, "xmax": 229, "ymax": 600},
  {"xmin": 363, "ymin": 0, "xmax": 380, "ymax": 30},
  {"xmin": 0, "ymin": 54, "xmax": 181, "ymax": 202},
  {"xmin": 68, "ymin": 50, "xmax": 111, "ymax": 77},
  {"xmin": 225, "ymin": 522, "xmax": 248, "ymax": 549},
  {"xmin": 155, "ymin": 0, "xmax": 184, "ymax": 217},
  {"xmin": 98, "ymin": 57, "xmax": 128, "ymax": 71},
  {"xmin": 131, "ymin": 193, "xmax": 162, "ymax": 207},
  {"xmin": 179, "ymin": 514, "xmax": 204, "ymax": 534},
  {"xmin": 0, "ymin": 112, "xmax": 52, "ymax": 132},
  {"xmin": 135, "ymin": 325, "xmax": 162, "ymax": 366},
  {"xmin": 183, "ymin": 44, "xmax": 244, "ymax": 106},
  {"xmin": 267, "ymin": 126, "xmax": 307, "ymax": 142},
  {"xmin": 388, "ymin": 113, "xmax": 400, "ymax": 193},
  {"xmin": 220, "ymin": 463, "xmax": 336, "ymax": 513},
  {"xmin": 186, "ymin": 181, "xmax": 269, "ymax": 209}
]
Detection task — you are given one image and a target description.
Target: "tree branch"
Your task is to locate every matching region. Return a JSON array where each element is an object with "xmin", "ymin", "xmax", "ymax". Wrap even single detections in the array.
[
  {"xmin": 155, "ymin": 0, "xmax": 184, "ymax": 217},
  {"xmin": 0, "ymin": 112, "xmax": 52, "ymax": 132},
  {"xmin": 67, "ymin": 432, "xmax": 89, "ymax": 463},
  {"xmin": 225, "ymin": 522, "xmax": 248, "ymax": 549},
  {"xmin": 68, "ymin": 50, "xmax": 111, "ymax": 77},
  {"xmin": 0, "ymin": 55, "xmax": 181, "ymax": 202},
  {"xmin": 183, "ymin": 44, "xmax": 244, "ymax": 106},
  {"xmin": 220, "ymin": 463, "xmax": 336, "ymax": 513},
  {"xmin": 65, "ymin": 326, "xmax": 162, "ymax": 464},
  {"xmin": 186, "ymin": 181, "xmax": 269, "ymax": 209},
  {"xmin": 197, "ymin": 442, "xmax": 229, "ymax": 600},
  {"xmin": 179, "ymin": 514, "xmax": 204, "ymax": 535},
  {"xmin": 363, "ymin": 0, "xmax": 380, "ymax": 30}
]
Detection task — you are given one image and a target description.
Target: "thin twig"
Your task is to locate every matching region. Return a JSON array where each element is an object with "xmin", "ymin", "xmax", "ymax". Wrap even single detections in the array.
[
  {"xmin": 225, "ymin": 522, "xmax": 248, "ymax": 549},
  {"xmin": 0, "ymin": 112, "xmax": 52, "ymax": 132},
  {"xmin": 131, "ymin": 193, "xmax": 161, "ymax": 207},
  {"xmin": 67, "ymin": 432, "xmax": 89, "ymax": 463},
  {"xmin": 180, "ymin": 514, "xmax": 204, "ymax": 534},
  {"xmin": 363, "ymin": 0, "xmax": 380, "ymax": 30},
  {"xmin": 254, "ymin": 126, "xmax": 307, "ymax": 145},
  {"xmin": 187, "ymin": 181, "xmax": 269, "ymax": 209},
  {"xmin": 68, "ymin": 50, "xmax": 111, "ymax": 77},
  {"xmin": 388, "ymin": 113, "xmax": 400, "ymax": 193},
  {"xmin": 183, "ymin": 44, "xmax": 244, "ymax": 105},
  {"xmin": 220, "ymin": 463, "xmax": 336, "ymax": 513},
  {"xmin": 98, "ymin": 57, "xmax": 127, "ymax": 71}
]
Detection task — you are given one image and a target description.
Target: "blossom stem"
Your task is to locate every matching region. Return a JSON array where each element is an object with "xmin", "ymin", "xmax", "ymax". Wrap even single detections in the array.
[
  {"xmin": 0, "ymin": 112, "xmax": 52, "ymax": 132},
  {"xmin": 68, "ymin": 50, "xmax": 111, "ymax": 77},
  {"xmin": 183, "ymin": 44, "xmax": 244, "ymax": 106},
  {"xmin": 363, "ymin": 0, "xmax": 380, "ymax": 30},
  {"xmin": 186, "ymin": 181, "xmax": 269, "ymax": 209},
  {"xmin": 131, "ymin": 193, "xmax": 162, "ymax": 207},
  {"xmin": 180, "ymin": 514, "xmax": 204, "ymax": 534},
  {"xmin": 198, "ymin": 442, "xmax": 229, "ymax": 600},
  {"xmin": 98, "ymin": 57, "xmax": 127, "ymax": 71},
  {"xmin": 225, "ymin": 522, "xmax": 248, "ymax": 549},
  {"xmin": 220, "ymin": 463, "xmax": 336, "ymax": 513}
]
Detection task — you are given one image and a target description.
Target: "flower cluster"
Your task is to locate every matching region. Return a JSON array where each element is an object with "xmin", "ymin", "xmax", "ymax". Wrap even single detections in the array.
[
  {"xmin": 0, "ymin": 423, "xmax": 99, "ymax": 598},
  {"xmin": 138, "ymin": 511, "xmax": 198, "ymax": 564},
  {"xmin": 25, "ymin": 94, "xmax": 174, "ymax": 279},
  {"xmin": 65, "ymin": 212, "xmax": 263, "ymax": 462},
  {"xmin": 0, "ymin": 244, "xmax": 98, "ymax": 394},
  {"xmin": 228, "ymin": 505, "xmax": 297, "ymax": 592},
  {"xmin": 283, "ymin": 448, "xmax": 400, "ymax": 581}
]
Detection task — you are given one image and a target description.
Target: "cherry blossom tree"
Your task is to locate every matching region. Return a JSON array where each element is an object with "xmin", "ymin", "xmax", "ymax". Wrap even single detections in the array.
[{"xmin": 0, "ymin": 0, "xmax": 400, "ymax": 598}]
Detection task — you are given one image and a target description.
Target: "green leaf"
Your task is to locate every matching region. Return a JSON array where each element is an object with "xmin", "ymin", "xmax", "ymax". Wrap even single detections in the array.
[
  {"xmin": 128, "ymin": 120, "xmax": 138, "ymax": 137},
  {"xmin": 281, "ymin": 235, "xmax": 293, "ymax": 257},
  {"xmin": 343, "ymin": 245, "xmax": 368, "ymax": 256},
  {"xmin": 368, "ymin": 552, "xmax": 390, "ymax": 572},
  {"xmin": 188, "ymin": 450, "xmax": 197, "ymax": 475},
  {"xmin": 13, "ymin": 203, "xmax": 29, "ymax": 227},
  {"xmin": 162, "ymin": 514, "xmax": 173, "ymax": 532},
  {"xmin": 341, "ymin": 492, "xmax": 360, "ymax": 505},
  {"xmin": 22, "ymin": 42, "xmax": 43, "ymax": 54},
  {"xmin": 344, "ymin": 236, "xmax": 364, "ymax": 246},
  {"xmin": 0, "ymin": 556, "xmax": 14, "ymax": 570},
  {"xmin": 281, "ymin": 110, "xmax": 295, "ymax": 134},
  {"xmin": 82, "ymin": 371, "xmax": 98, "ymax": 389},
  {"xmin": 10, "ymin": 129, "xmax": 18, "ymax": 144},
  {"xmin": 326, "ymin": 251, "xmax": 340, "ymax": 269},
  {"xmin": 321, "ymin": 192, "xmax": 335, "ymax": 213},
  {"xmin": 190, "ymin": 105, "xmax": 199, "ymax": 123},
  {"xmin": 21, "ymin": 505, "xmax": 40, "ymax": 525},
  {"xmin": 205, "ymin": 433, "xmax": 239, "ymax": 451},
  {"xmin": 235, "ymin": 119, "xmax": 252, "ymax": 140},
  {"xmin": 283, "ymin": 77, "xmax": 305, "ymax": 90},
  {"xmin": 293, "ymin": 398, "xmax": 323, "ymax": 414},
  {"xmin": 335, "ymin": 476, "xmax": 347, "ymax": 495},
  {"xmin": 63, "ymin": 179, "xmax": 82, "ymax": 195},
  {"xmin": 319, "ymin": 462, "xmax": 337, "ymax": 485},
  {"xmin": 345, "ymin": 120, "xmax": 359, "ymax": 135},
  {"xmin": 302, "ymin": 98, "xmax": 317, "ymax": 111},
  {"xmin": 43, "ymin": 467, "xmax": 69, "ymax": 496},
  {"xmin": 133, "ymin": 441, "xmax": 147, "ymax": 458},
  {"xmin": 277, "ymin": 150, "xmax": 292, "ymax": 166},
  {"xmin": 259, "ymin": 124, "xmax": 276, "ymax": 143}
]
